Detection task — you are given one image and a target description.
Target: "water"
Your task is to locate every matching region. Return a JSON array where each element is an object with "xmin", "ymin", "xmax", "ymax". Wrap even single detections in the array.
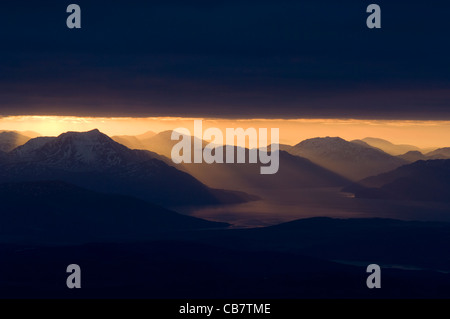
[{"xmin": 178, "ymin": 187, "xmax": 450, "ymax": 227}]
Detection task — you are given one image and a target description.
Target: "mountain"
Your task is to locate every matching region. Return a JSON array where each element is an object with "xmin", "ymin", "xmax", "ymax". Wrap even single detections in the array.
[
  {"xmin": 139, "ymin": 130, "xmax": 176, "ymax": 157},
  {"xmin": 288, "ymin": 137, "xmax": 407, "ymax": 180},
  {"xmin": 1, "ymin": 129, "xmax": 251, "ymax": 206},
  {"xmin": 136, "ymin": 131, "xmax": 157, "ymax": 140},
  {"xmin": 0, "ymin": 131, "xmax": 32, "ymax": 152},
  {"xmin": 397, "ymin": 150, "xmax": 428, "ymax": 162},
  {"xmin": 344, "ymin": 159, "xmax": 450, "ymax": 203},
  {"xmin": 265, "ymin": 143, "xmax": 293, "ymax": 152},
  {"xmin": 9, "ymin": 129, "xmax": 155, "ymax": 170},
  {"xmin": 2, "ymin": 217, "xmax": 450, "ymax": 298},
  {"xmin": 0, "ymin": 181, "xmax": 228, "ymax": 244},
  {"xmin": 111, "ymin": 131, "xmax": 156, "ymax": 150},
  {"xmin": 358, "ymin": 137, "xmax": 421, "ymax": 155},
  {"xmin": 137, "ymin": 130, "xmax": 207, "ymax": 159},
  {"xmin": 350, "ymin": 139, "xmax": 384, "ymax": 152},
  {"xmin": 113, "ymin": 130, "xmax": 208, "ymax": 162},
  {"xmin": 111, "ymin": 135, "xmax": 146, "ymax": 150},
  {"xmin": 426, "ymin": 147, "xmax": 450, "ymax": 159},
  {"xmin": 180, "ymin": 149, "xmax": 349, "ymax": 191},
  {"xmin": 397, "ymin": 148, "xmax": 450, "ymax": 163},
  {"xmin": 111, "ymin": 131, "xmax": 349, "ymax": 191},
  {"xmin": 0, "ymin": 150, "xmax": 6, "ymax": 163},
  {"xmin": 10, "ymin": 136, "xmax": 56, "ymax": 157}
]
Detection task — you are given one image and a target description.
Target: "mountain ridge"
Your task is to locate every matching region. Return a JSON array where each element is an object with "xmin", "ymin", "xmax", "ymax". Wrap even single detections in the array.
[
  {"xmin": 358, "ymin": 137, "xmax": 422, "ymax": 155},
  {"xmin": 343, "ymin": 159, "xmax": 450, "ymax": 203},
  {"xmin": 0, "ymin": 129, "xmax": 252, "ymax": 206},
  {"xmin": 0, "ymin": 131, "xmax": 32, "ymax": 153},
  {"xmin": 287, "ymin": 137, "xmax": 407, "ymax": 180},
  {"xmin": 108, "ymin": 131, "xmax": 350, "ymax": 191}
]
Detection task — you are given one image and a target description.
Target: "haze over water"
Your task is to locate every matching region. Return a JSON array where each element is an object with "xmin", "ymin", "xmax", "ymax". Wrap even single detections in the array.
[{"xmin": 182, "ymin": 187, "xmax": 450, "ymax": 227}]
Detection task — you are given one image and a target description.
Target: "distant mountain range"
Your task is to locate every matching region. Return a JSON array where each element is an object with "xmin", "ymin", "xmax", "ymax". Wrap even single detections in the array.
[
  {"xmin": 396, "ymin": 148, "xmax": 450, "ymax": 162},
  {"xmin": 352, "ymin": 137, "xmax": 422, "ymax": 155},
  {"xmin": 0, "ymin": 131, "xmax": 33, "ymax": 152},
  {"xmin": 0, "ymin": 181, "xmax": 228, "ymax": 244},
  {"xmin": 344, "ymin": 159, "xmax": 450, "ymax": 203},
  {"xmin": 180, "ymin": 149, "xmax": 349, "ymax": 191},
  {"xmin": 350, "ymin": 137, "xmax": 450, "ymax": 162},
  {"xmin": 3, "ymin": 129, "xmax": 450, "ymax": 201},
  {"xmin": 113, "ymin": 130, "xmax": 206, "ymax": 160},
  {"xmin": 396, "ymin": 150, "xmax": 429, "ymax": 162},
  {"xmin": 286, "ymin": 137, "xmax": 407, "ymax": 180},
  {"xmin": 111, "ymin": 131, "xmax": 157, "ymax": 150},
  {"xmin": 426, "ymin": 147, "xmax": 450, "ymax": 159},
  {"xmin": 0, "ymin": 129, "xmax": 252, "ymax": 206},
  {"xmin": 112, "ymin": 131, "xmax": 349, "ymax": 191}
]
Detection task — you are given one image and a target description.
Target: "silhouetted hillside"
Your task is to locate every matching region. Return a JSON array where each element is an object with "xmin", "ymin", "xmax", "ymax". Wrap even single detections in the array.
[
  {"xmin": 397, "ymin": 149, "xmax": 450, "ymax": 162},
  {"xmin": 426, "ymin": 147, "xmax": 450, "ymax": 159},
  {"xmin": 0, "ymin": 131, "xmax": 31, "ymax": 152},
  {"xmin": 0, "ymin": 130, "xmax": 252, "ymax": 206},
  {"xmin": 181, "ymin": 149, "xmax": 349, "ymax": 191},
  {"xmin": 344, "ymin": 159, "xmax": 450, "ymax": 202},
  {"xmin": 358, "ymin": 137, "xmax": 421, "ymax": 155},
  {"xmin": 110, "ymin": 131, "xmax": 349, "ymax": 191},
  {"xmin": 0, "ymin": 181, "xmax": 228, "ymax": 244},
  {"xmin": 1, "ymin": 218, "xmax": 450, "ymax": 298},
  {"xmin": 111, "ymin": 131, "xmax": 156, "ymax": 150},
  {"xmin": 288, "ymin": 137, "xmax": 406, "ymax": 180},
  {"xmin": 397, "ymin": 150, "xmax": 428, "ymax": 162}
]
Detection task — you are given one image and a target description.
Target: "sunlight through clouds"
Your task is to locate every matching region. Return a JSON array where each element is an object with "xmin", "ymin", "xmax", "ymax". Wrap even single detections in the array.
[{"xmin": 1, "ymin": 116, "xmax": 450, "ymax": 148}]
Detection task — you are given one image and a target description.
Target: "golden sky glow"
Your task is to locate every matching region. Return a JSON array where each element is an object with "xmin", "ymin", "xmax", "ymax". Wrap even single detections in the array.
[{"xmin": 1, "ymin": 116, "xmax": 450, "ymax": 149}]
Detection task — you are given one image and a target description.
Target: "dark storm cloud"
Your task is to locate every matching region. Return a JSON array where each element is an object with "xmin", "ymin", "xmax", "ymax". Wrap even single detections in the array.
[{"xmin": 0, "ymin": 0, "xmax": 449, "ymax": 119}]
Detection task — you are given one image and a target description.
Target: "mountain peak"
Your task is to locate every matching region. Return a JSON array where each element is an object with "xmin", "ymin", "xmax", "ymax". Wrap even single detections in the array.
[
  {"xmin": 10, "ymin": 129, "xmax": 151, "ymax": 171},
  {"xmin": 289, "ymin": 136, "xmax": 406, "ymax": 180},
  {"xmin": 426, "ymin": 147, "xmax": 450, "ymax": 159},
  {"xmin": 294, "ymin": 136, "xmax": 352, "ymax": 149},
  {"xmin": 62, "ymin": 128, "xmax": 102, "ymax": 137},
  {"xmin": 361, "ymin": 137, "xmax": 420, "ymax": 155}
]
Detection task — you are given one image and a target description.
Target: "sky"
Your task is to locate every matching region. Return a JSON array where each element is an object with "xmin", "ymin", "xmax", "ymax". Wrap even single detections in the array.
[
  {"xmin": 2, "ymin": 116, "xmax": 450, "ymax": 149},
  {"xmin": 0, "ymin": 1, "xmax": 449, "ymax": 119}
]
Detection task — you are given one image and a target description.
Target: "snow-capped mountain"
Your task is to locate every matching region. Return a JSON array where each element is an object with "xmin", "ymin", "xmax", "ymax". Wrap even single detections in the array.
[
  {"xmin": 10, "ymin": 129, "xmax": 152, "ymax": 170},
  {"xmin": 10, "ymin": 136, "xmax": 56, "ymax": 158},
  {"xmin": 1, "ymin": 129, "xmax": 251, "ymax": 206},
  {"xmin": 288, "ymin": 137, "xmax": 407, "ymax": 180}
]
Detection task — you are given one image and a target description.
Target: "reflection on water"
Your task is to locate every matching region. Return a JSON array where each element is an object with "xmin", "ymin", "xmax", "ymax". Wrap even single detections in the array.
[
  {"xmin": 177, "ymin": 187, "xmax": 450, "ymax": 227},
  {"xmin": 332, "ymin": 260, "xmax": 450, "ymax": 274}
]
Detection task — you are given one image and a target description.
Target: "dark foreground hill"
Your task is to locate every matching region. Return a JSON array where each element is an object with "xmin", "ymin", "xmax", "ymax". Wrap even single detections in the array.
[
  {"xmin": 0, "ymin": 181, "xmax": 228, "ymax": 244},
  {"xmin": 1, "ymin": 217, "xmax": 450, "ymax": 298}
]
